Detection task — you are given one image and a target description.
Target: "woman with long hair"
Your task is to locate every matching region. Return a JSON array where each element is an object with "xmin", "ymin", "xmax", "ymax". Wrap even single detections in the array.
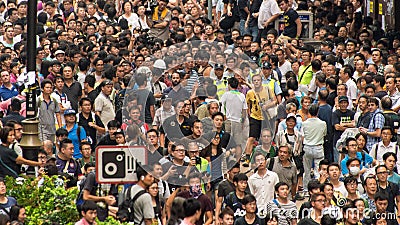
[
  {"xmin": 148, "ymin": 182, "xmax": 165, "ymax": 225},
  {"xmin": 167, "ymin": 197, "xmax": 185, "ymax": 225},
  {"xmin": 0, "ymin": 127, "xmax": 43, "ymax": 178},
  {"xmin": 9, "ymin": 205, "xmax": 26, "ymax": 225}
]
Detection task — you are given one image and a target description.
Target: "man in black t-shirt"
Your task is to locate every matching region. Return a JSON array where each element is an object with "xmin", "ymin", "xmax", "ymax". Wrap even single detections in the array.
[
  {"xmin": 134, "ymin": 74, "xmax": 156, "ymax": 126},
  {"xmin": 160, "ymin": 101, "xmax": 193, "ymax": 147},
  {"xmin": 223, "ymin": 173, "xmax": 248, "ymax": 219},
  {"xmin": 277, "ymin": 0, "xmax": 301, "ymax": 42},
  {"xmin": 237, "ymin": 0, "xmax": 248, "ymax": 35},
  {"xmin": 332, "ymin": 96, "xmax": 355, "ymax": 162},
  {"xmin": 233, "ymin": 194, "xmax": 264, "ymax": 225},
  {"xmin": 77, "ymin": 97, "xmax": 105, "ymax": 150},
  {"xmin": 215, "ymin": 163, "xmax": 240, "ymax": 224},
  {"xmin": 298, "ymin": 192, "xmax": 327, "ymax": 225},
  {"xmin": 96, "ymin": 120, "xmax": 119, "ymax": 147}
]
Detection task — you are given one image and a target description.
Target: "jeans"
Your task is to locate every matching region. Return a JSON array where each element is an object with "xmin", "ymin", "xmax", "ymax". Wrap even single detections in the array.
[
  {"xmin": 333, "ymin": 146, "xmax": 339, "ymax": 163},
  {"xmin": 247, "ymin": 25, "xmax": 259, "ymax": 41},
  {"xmin": 239, "ymin": 19, "xmax": 247, "ymax": 36},
  {"xmin": 303, "ymin": 145, "xmax": 324, "ymax": 190}
]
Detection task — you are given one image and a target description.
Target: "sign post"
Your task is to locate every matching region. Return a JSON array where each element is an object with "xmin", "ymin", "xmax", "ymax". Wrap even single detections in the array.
[{"xmin": 96, "ymin": 146, "xmax": 147, "ymax": 184}]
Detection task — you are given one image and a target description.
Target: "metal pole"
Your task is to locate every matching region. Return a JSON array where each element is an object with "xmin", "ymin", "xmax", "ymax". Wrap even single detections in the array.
[
  {"xmin": 22, "ymin": 0, "xmax": 39, "ymax": 176},
  {"xmin": 208, "ymin": 0, "xmax": 212, "ymax": 22},
  {"xmin": 26, "ymin": 0, "xmax": 37, "ymax": 119}
]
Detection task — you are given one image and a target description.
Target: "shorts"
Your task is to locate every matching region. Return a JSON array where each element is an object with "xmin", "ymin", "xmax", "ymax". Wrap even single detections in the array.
[
  {"xmin": 249, "ymin": 117, "xmax": 262, "ymax": 138},
  {"xmin": 293, "ymin": 152, "xmax": 304, "ymax": 176},
  {"xmin": 210, "ymin": 177, "xmax": 223, "ymax": 191}
]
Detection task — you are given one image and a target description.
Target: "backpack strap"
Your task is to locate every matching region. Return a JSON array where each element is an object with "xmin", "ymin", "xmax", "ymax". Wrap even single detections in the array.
[
  {"xmin": 272, "ymin": 199, "xmax": 281, "ymax": 208},
  {"xmin": 130, "ymin": 189, "xmax": 147, "ymax": 224},
  {"xmin": 298, "ymin": 64, "xmax": 312, "ymax": 83},
  {"xmin": 374, "ymin": 143, "xmax": 379, "ymax": 159},
  {"xmin": 268, "ymin": 157, "xmax": 275, "ymax": 171},
  {"xmin": 77, "ymin": 126, "xmax": 82, "ymax": 142},
  {"xmin": 162, "ymin": 180, "xmax": 167, "ymax": 197}
]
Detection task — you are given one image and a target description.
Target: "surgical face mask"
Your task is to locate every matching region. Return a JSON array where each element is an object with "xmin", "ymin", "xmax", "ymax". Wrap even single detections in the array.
[{"xmin": 349, "ymin": 166, "xmax": 360, "ymax": 176}]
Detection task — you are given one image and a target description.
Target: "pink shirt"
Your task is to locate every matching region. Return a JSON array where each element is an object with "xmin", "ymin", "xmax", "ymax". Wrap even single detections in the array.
[
  {"xmin": 180, "ymin": 218, "xmax": 196, "ymax": 225},
  {"xmin": 0, "ymin": 95, "xmax": 26, "ymax": 117}
]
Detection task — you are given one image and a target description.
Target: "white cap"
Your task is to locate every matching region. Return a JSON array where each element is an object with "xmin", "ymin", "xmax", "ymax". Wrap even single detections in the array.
[
  {"xmin": 153, "ymin": 59, "xmax": 166, "ymax": 70},
  {"xmin": 54, "ymin": 50, "xmax": 65, "ymax": 56}
]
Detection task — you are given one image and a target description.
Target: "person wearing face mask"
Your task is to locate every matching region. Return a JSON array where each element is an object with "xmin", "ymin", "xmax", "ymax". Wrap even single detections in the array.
[
  {"xmin": 340, "ymin": 137, "xmax": 374, "ymax": 176},
  {"xmin": 176, "ymin": 173, "xmax": 213, "ymax": 225},
  {"xmin": 346, "ymin": 158, "xmax": 365, "ymax": 194}
]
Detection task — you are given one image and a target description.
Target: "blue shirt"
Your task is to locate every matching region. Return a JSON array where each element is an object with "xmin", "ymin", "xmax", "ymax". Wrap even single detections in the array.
[
  {"xmin": 341, "ymin": 152, "xmax": 374, "ymax": 175},
  {"xmin": 0, "ymin": 84, "xmax": 18, "ymax": 101},
  {"xmin": 388, "ymin": 172, "xmax": 400, "ymax": 185},
  {"xmin": 64, "ymin": 124, "xmax": 87, "ymax": 159}
]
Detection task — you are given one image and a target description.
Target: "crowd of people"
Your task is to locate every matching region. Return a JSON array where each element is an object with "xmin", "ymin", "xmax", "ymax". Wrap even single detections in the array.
[{"xmin": 0, "ymin": 0, "xmax": 398, "ymax": 224}]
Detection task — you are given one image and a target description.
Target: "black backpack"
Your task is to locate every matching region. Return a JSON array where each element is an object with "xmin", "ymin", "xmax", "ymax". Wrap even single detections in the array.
[{"xmin": 117, "ymin": 186, "xmax": 147, "ymax": 222}]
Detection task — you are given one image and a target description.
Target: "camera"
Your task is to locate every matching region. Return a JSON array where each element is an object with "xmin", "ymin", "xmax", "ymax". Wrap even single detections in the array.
[{"xmin": 195, "ymin": 156, "xmax": 201, "ymax": 165}]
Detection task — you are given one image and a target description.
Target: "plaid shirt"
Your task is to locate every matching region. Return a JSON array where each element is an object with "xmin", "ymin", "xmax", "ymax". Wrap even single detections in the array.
[
  {"xmin": 366, "ymin": 110, "xmax": 384, "ymax": 151},
  {"xmin": 152, "ymin": 106, "xmax": 175, "ymax": 128}
]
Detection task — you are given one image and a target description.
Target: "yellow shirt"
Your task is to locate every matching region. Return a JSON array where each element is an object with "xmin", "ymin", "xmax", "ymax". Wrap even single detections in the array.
[
  {"xmin": 246, "ymin": 86, "xmax": 274, "ymax": 120},
  {"xmin": 298, "ymin": 63, "xmax": 313, "ymax": 85}
]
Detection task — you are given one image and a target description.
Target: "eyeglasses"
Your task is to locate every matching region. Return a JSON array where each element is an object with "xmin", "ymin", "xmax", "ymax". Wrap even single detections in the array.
[
  {"xmin": 376, "ymin": 171, "xmax": 389, "ymax": 175},
  {"xmin": 314, "ymin": 199, "xmax": 326, "ymax": 203},
  {"xmin": 173, "ymin": 149, "xmax": 185, "ymax": 153}
]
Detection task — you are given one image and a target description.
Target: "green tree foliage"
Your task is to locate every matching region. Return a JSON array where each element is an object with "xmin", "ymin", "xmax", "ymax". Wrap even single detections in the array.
[
  {"xmin": 6, "ymin": 176, "xmax": 80, "ymax": 225},
  {"xmin": 5, "ymin": 176, "xmax": 129, "ymax": 225}
]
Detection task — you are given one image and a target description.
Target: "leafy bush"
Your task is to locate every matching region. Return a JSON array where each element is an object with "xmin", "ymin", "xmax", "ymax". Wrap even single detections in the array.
[
  {"xmin": 6, "ymin": 175, "xmax": 80, "ymax": 225},
  {"xmin": 5, "ymin": 176, "xmax": 129, "ymax": 225}
]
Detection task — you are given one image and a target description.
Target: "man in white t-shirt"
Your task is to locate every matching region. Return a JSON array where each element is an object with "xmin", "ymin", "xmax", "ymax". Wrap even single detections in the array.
[{"xmin": 220, "ymin": 77, "xmax": 248, "ymax": 150}]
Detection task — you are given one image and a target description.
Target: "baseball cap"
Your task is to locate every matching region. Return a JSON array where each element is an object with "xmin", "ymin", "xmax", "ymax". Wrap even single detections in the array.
[
  {"xmin": 322, "ymin": 40, "xmax": 334, "ymax": 50},
  {"xmin": 261, "ymin": 62, "xmax": 272, "ymax": 69},
  {"xmin": 114, "ymin": 129, "xmax": 124, "ymax": 135},
  {"xmin": 286, "ymin": 113, "xmax": 296, "ymax": 121},
  {"xmin": 54, "ymin": 50, "xmax": 65, "ymax": 56},
  {"xmin": 338, "ymin": 96, "xmax": 349, "ymax": 103},
  {"xmin": 153, "ymin": 59, "xmax": 166, "ymax": 70},
  {"xmin": 99, "ymin": 79, "xmax": 113, "ymax": 88},
  {"xmin": 214, "ymin": 64, "xmax": 224, "ymax": 70},
  {"xmin": 64, "ymin": 108, "xmax": 76, "ymax": 116}
]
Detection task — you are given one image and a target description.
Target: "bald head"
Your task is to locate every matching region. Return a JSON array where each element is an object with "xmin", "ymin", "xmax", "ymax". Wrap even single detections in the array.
[{"xmin": 43, "ymin": 140, "xmax": 54, "ymax": 156}]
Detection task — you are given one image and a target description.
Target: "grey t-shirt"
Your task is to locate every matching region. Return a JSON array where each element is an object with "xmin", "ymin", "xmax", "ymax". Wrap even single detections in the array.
[{"xmin": 129, "ymin": 185, "xmax": 155, "ymax": 225}]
